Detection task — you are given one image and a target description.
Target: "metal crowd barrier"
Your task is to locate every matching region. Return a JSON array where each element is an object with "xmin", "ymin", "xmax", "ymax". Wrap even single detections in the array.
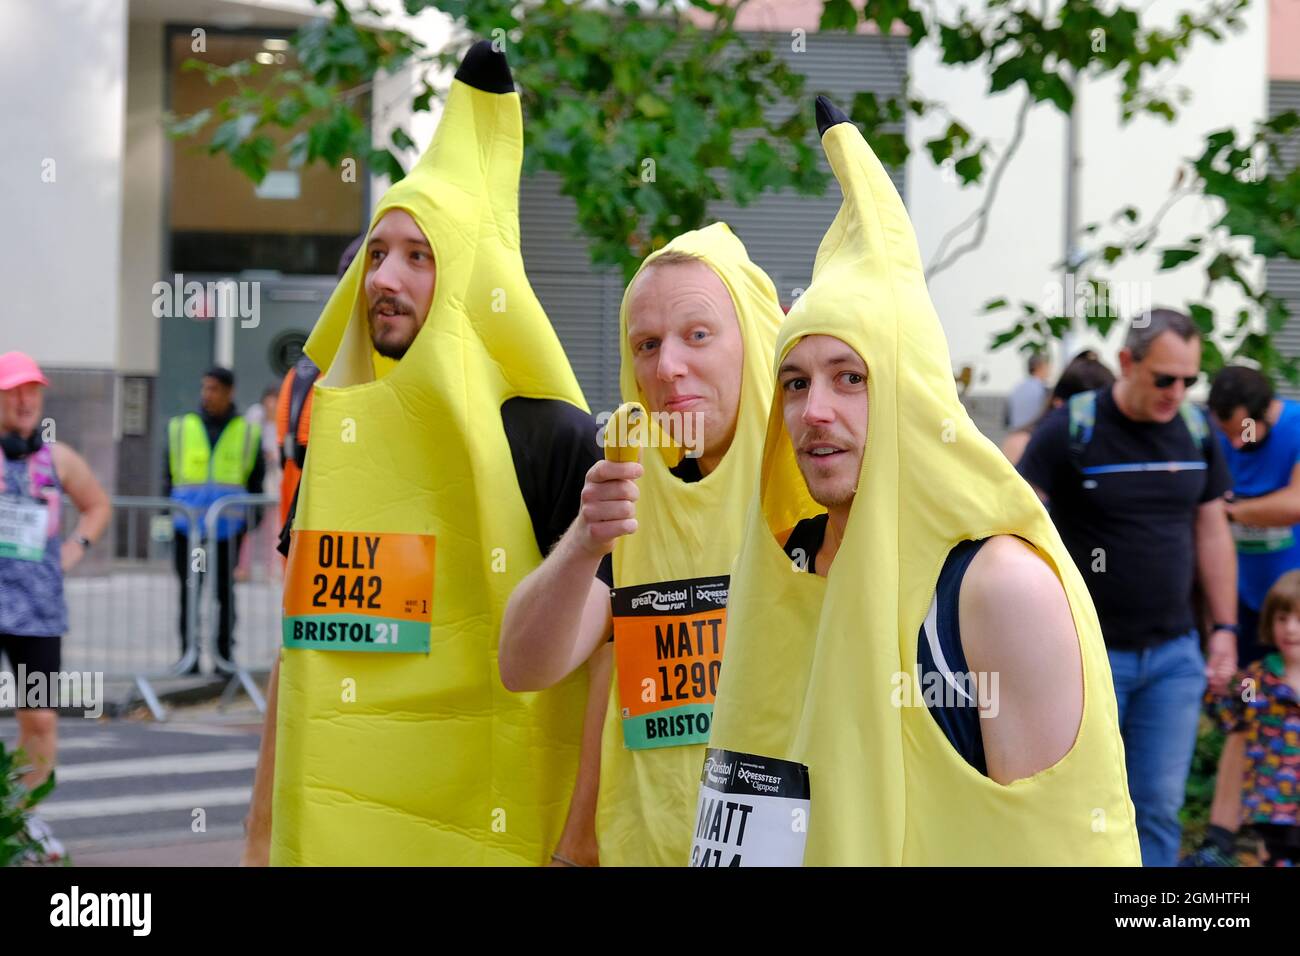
[
  {"xmin": 57, "ymin": 493, "xmax": 281, "ymax": 720},
  {"xmin": 60, "ymin": 496, "xmax": 204, "ymax": 721},
  {"xmin": 201, "ymin": 493, "xmax": 281, "ymax": 715}
]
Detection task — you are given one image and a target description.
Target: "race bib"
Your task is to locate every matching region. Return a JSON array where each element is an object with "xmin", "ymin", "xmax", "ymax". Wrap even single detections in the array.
[
  {"xmin": 611, "ymin": 575, "xmax": 727, "ymax": 750},
  {"xmin": 1231, "ymin": 521, "xmax": 1295, "ymax": 554},
  {"xmin": 282, "ymin": 530, "xmax": 435, "ymax": 654},
  {"xmin": 0, "ymin": 496, "xmax": 48, "ymax": 561},
  {"xmin": 690, "ymin": 748, "xmax": 810, "ymax": 867}
]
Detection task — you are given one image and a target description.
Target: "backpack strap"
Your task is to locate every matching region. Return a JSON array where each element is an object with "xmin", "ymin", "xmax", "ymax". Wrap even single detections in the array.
[
  {"xmin": 1179, "ymin": 402, "xmax": 1212, "ymax": 460},
  {"xmin": 1067, "ymin": 389, "xmax": 1098, "ymax": 473},
  {"xmin": 284, "ymin": 359, "xmax": 319, "ymax": 468}
]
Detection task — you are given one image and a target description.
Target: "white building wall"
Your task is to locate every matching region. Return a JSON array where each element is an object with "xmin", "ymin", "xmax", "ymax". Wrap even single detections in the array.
[
  {"xmin": 1075, "ymin": 0, "xmax": 1270, "ymax": 366},
  {"xmin": 119, "ymin": 18, "xmax": 167, "ymax": 375},
  {"xmin": 0, "ymin": 0, "xmax": 128, "ymax": 370},
  {"xmin": 906, "ymin": 0, "xmax": 1269, "ymax": 395},
  {"xmin": 367, "ymin": 5, "xmax": 455, "ymax": 208}
]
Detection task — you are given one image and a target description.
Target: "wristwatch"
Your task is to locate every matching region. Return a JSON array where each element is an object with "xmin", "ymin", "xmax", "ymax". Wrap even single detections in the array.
[
  {"xmin": 1211, "ymin": 622, "xmax": 1239, "ymax": 636},
  {"xmin": 74, "ymin": 535, "xmax": 91, "ymax": 549}
]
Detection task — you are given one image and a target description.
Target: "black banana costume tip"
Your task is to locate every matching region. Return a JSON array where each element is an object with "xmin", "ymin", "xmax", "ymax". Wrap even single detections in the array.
[
  {"xmin": 455, "ymin": 39, "xmax": 515, "ymax": 94},
  {"xmin": 815, "ymin": 95, "xmax": 853, "ymax": 138}
]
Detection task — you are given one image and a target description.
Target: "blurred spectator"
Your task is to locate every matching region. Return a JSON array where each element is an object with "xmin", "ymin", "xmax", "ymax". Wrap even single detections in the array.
[
  {"xmin": 1017, "ymin": 309, "xmax": 1238, "ymax": 866},
  {"xmin": 0, "ymin": 351, "xmax": 110, "ymax": 861},
  {"xmin": 1002, "ymin": 352, "xmax": 1116, "ymax": 465},
  {"xmin": 1005, "ymin": 350, "xmax": 1052, "ymax": 431},
  {"xmin": 163, "ymin": 366, "xmax": 264, "ymax": 673},
  {"xmin": 274, "ymin": 234, "xmax": 362, "ymax": 536},
  {"xmin": 276, "ymin": 357, "xmax": 317, "ymax": 533},
  {"xmin": 1208, "ymin": 365, "xmax": 1300, "ymax": 666},
  {"xmin": 236, "ymin": 385, "xmax": 281, "ymax": 580},
  {"xmin": 1188, "ymin": 569, "xmax": 1300, "ymax": 866}
]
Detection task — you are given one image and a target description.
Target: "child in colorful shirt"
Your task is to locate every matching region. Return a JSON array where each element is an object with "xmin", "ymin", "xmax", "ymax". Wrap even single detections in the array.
[{"xmin": 1202, "ymin": 569, "xmax": 1300, "ymax": 865}]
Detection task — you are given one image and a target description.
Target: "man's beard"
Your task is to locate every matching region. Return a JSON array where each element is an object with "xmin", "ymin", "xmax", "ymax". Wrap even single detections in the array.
[
  {"xmin": 796, "ymin": 460, "xmax": 859, "ymax": 510},
  {"xmin": 794, "ymin": 429, "xmax": 860, "ymax": 509},
  {"xmin": 369, "ymin": 296, "xmax": 417, "ymax": 360},
  {"xmin": 805, "ymin": 475, "xmax": 857, "ymax": 510},
  {"xmin": 373, "ymin": 334, "xmax": 413, "ymax": 360}
]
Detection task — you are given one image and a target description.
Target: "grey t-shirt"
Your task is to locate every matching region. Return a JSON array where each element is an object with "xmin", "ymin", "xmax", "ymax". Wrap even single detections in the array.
[{"xmin": 1006, "ymin": 377, "xmax": 1050, "ymax": 430}]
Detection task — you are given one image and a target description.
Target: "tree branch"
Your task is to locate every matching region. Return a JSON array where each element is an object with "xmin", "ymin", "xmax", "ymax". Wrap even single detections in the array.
[{"xmin": 925, "ymin": 89, "xmax": 1033, "ymax": 279}]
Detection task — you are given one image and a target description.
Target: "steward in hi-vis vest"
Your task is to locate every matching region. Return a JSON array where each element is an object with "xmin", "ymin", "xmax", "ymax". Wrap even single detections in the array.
[{"xmin": 167, "ymin": 412, "xmax": 260, "ymax": 541}]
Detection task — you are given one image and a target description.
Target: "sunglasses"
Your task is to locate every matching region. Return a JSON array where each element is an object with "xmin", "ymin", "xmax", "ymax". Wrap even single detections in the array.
[{"xmin": 1151, "ymin": 370, "xmax": 1199, "ymax": 389}]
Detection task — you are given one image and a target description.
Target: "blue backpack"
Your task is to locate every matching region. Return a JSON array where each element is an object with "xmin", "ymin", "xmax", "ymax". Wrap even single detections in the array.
[{"xmin": 1066, "ymin": 389, "xmax": 1212, "ymax": 472}]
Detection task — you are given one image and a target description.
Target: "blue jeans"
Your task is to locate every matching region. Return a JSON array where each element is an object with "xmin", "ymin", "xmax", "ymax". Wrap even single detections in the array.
[{"xmin": 1107, "ymin": 631, "xmax": 1207, "ymax": 867}]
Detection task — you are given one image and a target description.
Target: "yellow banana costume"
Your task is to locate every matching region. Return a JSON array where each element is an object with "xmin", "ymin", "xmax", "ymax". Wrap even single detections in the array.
[
  {"xmin": 595, "ymin": 224, "xmax": 804, "ymax": 866},
  {"xmin": 272, "ymin": 41, "xmax": 588, "ymax": 866},
  {"xmin": 701, "ymin": 99, "xmax": 1140, "ymax": 865}
]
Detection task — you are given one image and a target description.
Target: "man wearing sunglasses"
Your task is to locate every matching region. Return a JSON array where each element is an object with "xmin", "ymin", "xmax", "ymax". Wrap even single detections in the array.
[{"xmin": 1018, "ymin": 308, "xmax": 1237, "ymax": 867}]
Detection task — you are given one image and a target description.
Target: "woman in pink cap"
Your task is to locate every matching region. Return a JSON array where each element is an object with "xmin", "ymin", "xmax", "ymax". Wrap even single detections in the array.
[{"xmin": 0, "ymin": 351, "xmax": 110, "ymax": 862}]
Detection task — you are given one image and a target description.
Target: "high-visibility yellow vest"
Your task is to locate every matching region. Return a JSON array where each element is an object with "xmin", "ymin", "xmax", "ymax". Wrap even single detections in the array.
[
  {"xmin": 271, "ymin": 42, "xmax": 589, "ymax": 866},
  {"xmin": 595, "ymin": 223, "xmax": 809, "ymax": 866},
  {"xmin": 703, "ymin": 101, "xmax": 1141, "ymax": 866},
  {"xmin": 167, "ymin": 412, "xmax": 259, "ymax": 538}
]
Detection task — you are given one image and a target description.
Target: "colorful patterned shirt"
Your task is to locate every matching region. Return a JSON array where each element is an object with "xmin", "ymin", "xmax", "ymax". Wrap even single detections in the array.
[{"xmin": 1207, "ymin": 653, "xmax": 1300, "ymax": 827}]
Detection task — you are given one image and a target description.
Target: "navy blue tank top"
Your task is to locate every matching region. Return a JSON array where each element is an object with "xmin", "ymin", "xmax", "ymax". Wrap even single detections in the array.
[{"xmin": 783, "ymin": 514, "xmax": 988, "ymax": 775}]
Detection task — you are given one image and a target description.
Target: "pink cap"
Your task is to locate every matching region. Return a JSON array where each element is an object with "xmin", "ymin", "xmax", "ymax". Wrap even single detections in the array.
[{"xmin": 0, "ymin": 352, "xmax": 50, "ymax": 391}]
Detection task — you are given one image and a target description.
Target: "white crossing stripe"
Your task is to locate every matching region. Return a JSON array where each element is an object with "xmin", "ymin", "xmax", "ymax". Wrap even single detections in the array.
[
  {"xmin": 57, "ymin": 735, "xmax": 125, "ymax": 751},
  {"xmin": 41, "ymin": 786, "xmax": 252, "ymax": 821},
  {"xmin": 147, "ymin": 723, "xmax": 261, "ymax": 737},
  {"xmin": 58, "ymin": 750, "xmax": 258, "ymax": 782}
]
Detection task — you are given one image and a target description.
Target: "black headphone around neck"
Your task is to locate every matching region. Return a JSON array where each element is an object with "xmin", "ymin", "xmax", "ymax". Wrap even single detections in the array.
[{"xmin": 0, "ymin": 430, "xmax": 43, "ymax": 460}]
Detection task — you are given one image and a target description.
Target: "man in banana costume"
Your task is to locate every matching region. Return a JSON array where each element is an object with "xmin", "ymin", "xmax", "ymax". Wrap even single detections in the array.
[
  {"xmin": 257, "ymin": 41, "xmax": 606, "ymax": 866},
  {"xmin": 698, "ymin": 97, "xmax": 1141, "ymax": 866},
  {"xmin": 499, "ymin": 224, "xmax": 807, "ymax": 866}
]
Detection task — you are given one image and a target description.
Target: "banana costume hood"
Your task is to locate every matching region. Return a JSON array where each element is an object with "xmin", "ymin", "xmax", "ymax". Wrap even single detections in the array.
[
  {"xmin": 597, "ymin": 223, "xmax": 808, "ymax": 866},
  {"xmin": 700, "ymin": 98, "xmax": 1140, "ymax": 866},
  {"xmin": 273, "ymin": 41, "xmax": 588, "ymax": 866}
]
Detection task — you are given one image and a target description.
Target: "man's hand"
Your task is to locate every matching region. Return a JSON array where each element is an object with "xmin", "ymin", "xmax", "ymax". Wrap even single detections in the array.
[
  {"xmin": 574, "ymin": 459, "xmax": 643, "ymax": 558},
  {"xmin": 1205, "ymin": 628, "xmax": 1238, "ymax": 696}
]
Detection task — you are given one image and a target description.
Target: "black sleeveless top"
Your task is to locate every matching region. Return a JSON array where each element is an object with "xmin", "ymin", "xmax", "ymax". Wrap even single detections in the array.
[{"xmin": 783, "ymin": 514, "xmax": 989, "ymax": 775}]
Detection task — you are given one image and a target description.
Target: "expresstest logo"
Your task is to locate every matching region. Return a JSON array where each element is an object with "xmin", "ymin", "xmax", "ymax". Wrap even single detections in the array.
[
  {"xmin": 736, "ymin": 766, "xmax": 782, "ymax": 794},
  {"xmin": 694, "ymin": 581, "xmax": 728, "ymax": 605},
  {"xmin": 50, "ymin": 886, "xmax": 151, "ymax": 936}
]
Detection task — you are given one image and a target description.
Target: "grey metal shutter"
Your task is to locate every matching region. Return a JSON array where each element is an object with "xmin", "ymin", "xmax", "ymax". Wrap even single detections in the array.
[
  {"xmin": 519, "ymin": 32, "xmax": 910, "ymax": 414},
  {"xmin": 519, "ymin": 176, "xmax": 625, "ymax": 409},
  {"xmin": 712, "ymin": 32, "xmax": 909, "ymax": 306},
  {"xmin": 1269, "ymin": 80, "xmax": 1300, "ymax": 396}
]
